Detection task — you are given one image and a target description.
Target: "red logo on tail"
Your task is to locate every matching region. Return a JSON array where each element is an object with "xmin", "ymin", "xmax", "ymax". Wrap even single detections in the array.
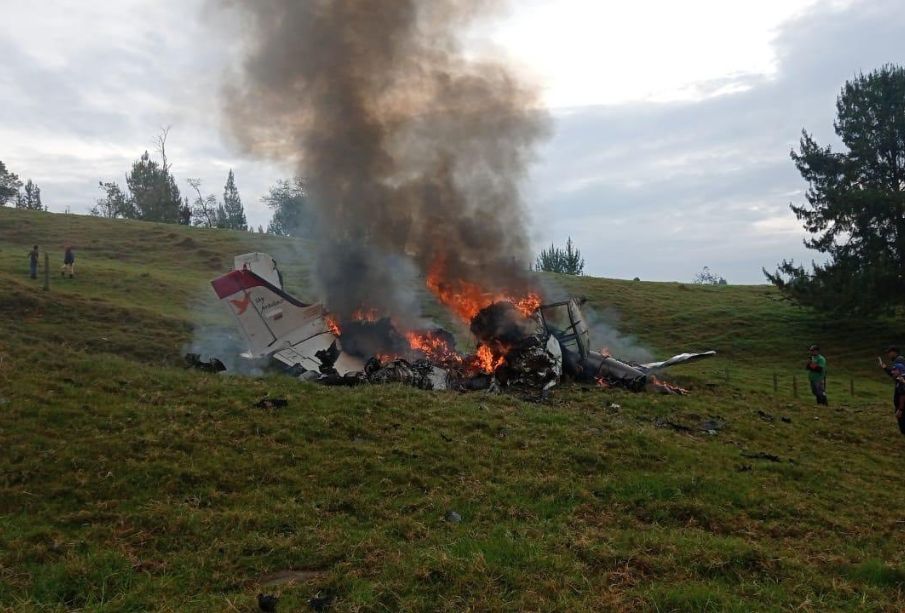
[{"xmin": 230, "ymin": 294, "xmax": 252, "ymax": 315}]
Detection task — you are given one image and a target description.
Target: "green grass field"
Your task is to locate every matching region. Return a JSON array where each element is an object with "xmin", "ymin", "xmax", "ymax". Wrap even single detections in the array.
[{"xmin": 1, "ymin": 206, "xmax": 903, "ymax": 611}]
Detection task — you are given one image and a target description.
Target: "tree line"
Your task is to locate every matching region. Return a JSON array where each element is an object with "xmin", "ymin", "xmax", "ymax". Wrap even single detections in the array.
[
  {"xmin": 90, "ymin": 128, "xmax": 249, "ymax": 231},
  {"xmin": 0, "ymin": 160, "xmax": 44, "ymax": 211},
  {"xmin": 2, "ymin": 127, "xmax": 328, "ymax": 238}
]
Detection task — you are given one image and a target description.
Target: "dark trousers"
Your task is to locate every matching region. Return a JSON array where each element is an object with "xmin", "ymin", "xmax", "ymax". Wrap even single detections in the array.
[
  {"xmin": 29, "ymin": 261, "xmax": 37, "ymax": 279},
  {"xmin": 810, "ymin": 379, "xmax": 828, "ymax": 405},
  {"xmin": 895, "ymin": 394, "xmax": 905, "ymax": 436}
]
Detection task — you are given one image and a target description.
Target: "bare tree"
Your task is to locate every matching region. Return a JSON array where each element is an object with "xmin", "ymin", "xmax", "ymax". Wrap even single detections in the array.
[
  {"xmin": 155, "ymin": 126, "xmax": 172, "ymax": 174},
  {"xmin": 188, "ymin": 178, "xmax": 219, "ymax": 228},
  {"xmin": 693, "ymin": 266, "xmax": 727, "ymax": 285}
]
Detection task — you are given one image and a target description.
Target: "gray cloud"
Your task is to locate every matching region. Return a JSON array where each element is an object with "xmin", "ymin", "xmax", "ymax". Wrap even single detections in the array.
[
  {"xmin": 531, "ymin": 0, "xmax": 905, "ymax": 282},
  {"xmin": 0, "ymin": 0, "xmax": 284, "ymax": 226},
  {"xmin": 1, "ymin": 0, "xmax": 903, "ymax": 282}
]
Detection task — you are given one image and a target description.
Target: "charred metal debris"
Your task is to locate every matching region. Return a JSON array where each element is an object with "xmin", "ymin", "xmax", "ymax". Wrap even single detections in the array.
[{"xmin": 204, "ymin": 254, "xmax": 715, "ymax": 397}]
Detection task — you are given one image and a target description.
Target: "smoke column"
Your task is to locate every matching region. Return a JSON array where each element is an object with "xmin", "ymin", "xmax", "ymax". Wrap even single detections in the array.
[{"xmin": 217, "ymin": 0, "xmax": 548, "ymax": 321}]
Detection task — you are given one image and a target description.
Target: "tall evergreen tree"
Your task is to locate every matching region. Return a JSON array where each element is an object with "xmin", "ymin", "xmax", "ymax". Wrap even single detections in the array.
[
  {"xmin": 216, "ymin": 203, "xmax": 229, "ymax": 229},
  {"xmin": 535, "ymin": 237, "xmax": 585, "ymax": 275},
  {"xmin": 222, "ymin": 169, "xmax": 247, "ymax": 230},
  {"xmin": 766, "ymin": 65, "xmax": 905, "ymax": 315},
  {"xmin": 126, "ymin": 151, "xmax": 183, "ymax": 223},
  {"xmin": 0, "ymin": 160, "xmax": 22, "ymax": 206}
]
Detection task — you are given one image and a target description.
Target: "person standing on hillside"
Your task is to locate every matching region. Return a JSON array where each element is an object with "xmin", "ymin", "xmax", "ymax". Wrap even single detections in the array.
[
  {"xmin": 877, "ymin": 345, "xmax": 905, "ymax": 377},
  {"xmin": 805, "ymin": 344, "xmax": 828, "ymax": 405},
  {"xmin": 62, "ymin": 246, "xmax": 75, "ymax": 279},
  {"xmin": 878, "ymin": 346, "xmax": 905, "ymax": 436},
  {"xmin": 27, "ymin": 245, "xmax": 39, "ymax": 279},
  {"xmin": 889, "ymin": 364, "xmax": 905, "ymax": 436}
]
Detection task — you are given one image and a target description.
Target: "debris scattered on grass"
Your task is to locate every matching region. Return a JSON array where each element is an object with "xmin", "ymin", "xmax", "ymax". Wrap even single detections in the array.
[
  {"xmin": 258, "ymin": 593, "xmax": 279, "ymax": 612},
  {"xmin": 736, "ymin": 464, "xmax": 753, "ymax": 472},
  {"xmin": 255, "ymin": 398, "xmax": 288, "ymax": 410},
  {"xmin": 445, "ymin": 510, "xmax": 462, "ymax": 523},
  {"xmin": 184, "ymin": 353, "xmax": 226, "ymax": 373},
  {"xmin": 781, "ymin": 416, "xmax": 792, "ymax": 423},
  {"xmin": 757, "ymin": 410, "xmax": 775, "ymax": 422},
  {"xmin": 308, "ymin": 591, "xmax": 335, "ymax": 611}
]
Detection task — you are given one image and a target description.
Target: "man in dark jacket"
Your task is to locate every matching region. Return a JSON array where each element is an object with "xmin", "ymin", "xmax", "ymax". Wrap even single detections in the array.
[
  {"xmin": 62, "ymin": 246, "xmax": 75, "ymax": 278},
  {"xmin": 806, "ymin": 344, "xmax": 828, "ymax": 405},
  {"xmin": 879, "ymin": 346, "xmax": 905, "ymax": 436}
]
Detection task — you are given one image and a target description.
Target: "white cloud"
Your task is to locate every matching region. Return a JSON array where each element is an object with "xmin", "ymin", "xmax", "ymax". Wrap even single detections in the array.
[{"xmin": 488, "ymin": 0, "xmax": 826, "ymax": 108}]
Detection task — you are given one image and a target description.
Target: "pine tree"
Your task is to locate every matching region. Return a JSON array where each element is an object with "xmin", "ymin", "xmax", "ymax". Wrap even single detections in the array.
[
  {"xmin": 216, "ymin": 204, "xmax": 229, "ymax": 229},
  {"xmin": 766, "ymin": 65, "xmax": 905, "ymax": 314},
  {"xmin": 127, "ymin": 151, "xmax": 183, "ymax": 223},
  {"xmin": 222, "ymin": 169, "xmax": 247, "ymax": 230},
  {"xmin": 535, "ymin": 237, "xmax": 585, "ymax": 275}
]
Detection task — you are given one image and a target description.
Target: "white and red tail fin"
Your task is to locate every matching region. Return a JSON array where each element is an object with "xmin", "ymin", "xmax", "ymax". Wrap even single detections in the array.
[
  {"xmin": 211, "ymin": 261, "xmax": 364, "ymax": 376},
  {"xmin": 212, "ymin": 268, "xmax": 327, "ymax": 357}
]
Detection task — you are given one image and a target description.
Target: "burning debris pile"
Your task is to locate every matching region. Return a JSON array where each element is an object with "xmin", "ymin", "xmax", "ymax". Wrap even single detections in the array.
[
  {"xmin": 200, "ymin": 1, "xmax": 715, "ymax": 393},
  {"xmin": 207, "ymin": 254, "xmax": 716, "ymax": 396},
  {"xmin": 312, "ymin": 298, "xmax": 562, "ymax": 394}
]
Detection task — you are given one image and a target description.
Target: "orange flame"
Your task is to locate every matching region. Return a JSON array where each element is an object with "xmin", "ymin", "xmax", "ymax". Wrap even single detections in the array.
[
  {"xmin": 325, "ymin": 314, "xmax": 341, "ymax": 336},
  {"xmin": 406, "ymin": 330, "xmax": 462, "ymax": 364},
  {"xmin": 426, "ymin": 260, "xmax": 541, "ymax": 322},
  {"xmin": 352, "ymin": 307, "xmax": 380, "ymax": 322},
  {"xmin": 475, "ymin": 344, "xmax": 506, "ymax": 374},
  {"xmin": 648, "ymin": 375, "xmax": 688, "ymax": 395}
]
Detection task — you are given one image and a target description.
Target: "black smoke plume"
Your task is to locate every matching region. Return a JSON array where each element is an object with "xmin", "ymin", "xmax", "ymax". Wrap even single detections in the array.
[{"xmin": 218, "ymin": 0, "xmax": 548, "ymax": 321}]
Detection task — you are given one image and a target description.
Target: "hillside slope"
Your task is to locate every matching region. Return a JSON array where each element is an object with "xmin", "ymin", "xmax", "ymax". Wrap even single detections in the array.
[{"xmin": 1, "ymin": 207, "xmax": 903, "ymax": 611}]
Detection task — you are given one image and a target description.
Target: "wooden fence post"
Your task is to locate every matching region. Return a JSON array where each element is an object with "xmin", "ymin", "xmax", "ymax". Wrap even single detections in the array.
[
  {"xmin": 773, "ymin": 372, "xmax": 778, "ymax": 393},
  {"xmin": 792, "ymin": 375, "xmax": 798, "ymax": 398},
  {"xmin": 43, "ymin": 252, "xmax": 49, "ymax": 291}
]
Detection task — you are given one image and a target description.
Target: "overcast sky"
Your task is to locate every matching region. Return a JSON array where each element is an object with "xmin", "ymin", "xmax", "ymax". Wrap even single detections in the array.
[{"xmin": 1, "ymin": 0, "xmax": 902, "ymax": 282}]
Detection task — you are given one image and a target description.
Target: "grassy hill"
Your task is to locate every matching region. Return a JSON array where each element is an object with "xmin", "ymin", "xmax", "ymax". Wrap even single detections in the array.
[{"xmin": 0, "ymin": 206, "xmax": 903, "ymax": 611}]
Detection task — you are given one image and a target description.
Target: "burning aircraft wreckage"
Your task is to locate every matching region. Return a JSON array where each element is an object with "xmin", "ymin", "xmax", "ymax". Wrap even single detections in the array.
[{"xmin": 204, "ymin": 253, "xmax": 716, "ymax": 396}]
